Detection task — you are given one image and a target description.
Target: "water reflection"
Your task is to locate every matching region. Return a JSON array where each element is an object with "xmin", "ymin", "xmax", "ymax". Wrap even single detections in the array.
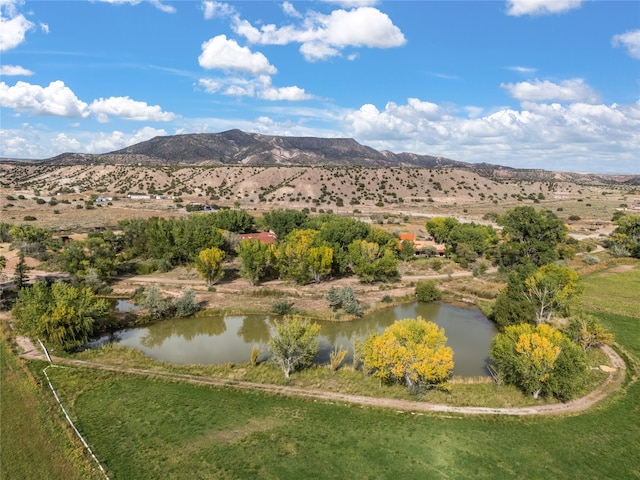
[{"xmin": 97, "ymin": 302, "xmax": 497, "ymax": 377}]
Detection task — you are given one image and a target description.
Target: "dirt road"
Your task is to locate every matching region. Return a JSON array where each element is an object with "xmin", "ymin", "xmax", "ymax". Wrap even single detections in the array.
[{"xmin": 17, "ymin": 335, "xmax": 626, "ymax": 417}]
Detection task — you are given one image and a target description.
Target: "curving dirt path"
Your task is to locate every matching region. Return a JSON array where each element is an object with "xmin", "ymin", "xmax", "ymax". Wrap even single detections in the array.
[{"xmin": 16, "ymin": 336, "xmax": 626, "ymax": 417}]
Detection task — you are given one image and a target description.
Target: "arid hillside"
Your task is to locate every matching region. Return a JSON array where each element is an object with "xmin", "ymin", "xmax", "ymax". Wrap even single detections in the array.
[{"xmin": 2, "ymin": 163, "xmax": 638, "ymax": 233}]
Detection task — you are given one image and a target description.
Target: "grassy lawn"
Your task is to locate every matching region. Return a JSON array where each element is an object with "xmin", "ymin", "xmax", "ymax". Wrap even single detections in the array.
[
  {"xmin": 0, "ymin": 331, "xmax": 102, "ymax": 479},
  {"xmin": 6, "ymin": 259, "xmax": 640, "ymax": 479},
  {"xmin": 44, "ymin": 364, "xmax": 640, "ymax": 480}
]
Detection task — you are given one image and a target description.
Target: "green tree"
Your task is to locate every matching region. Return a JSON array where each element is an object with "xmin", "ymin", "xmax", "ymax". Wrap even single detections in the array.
[
  {"xmin": 415, "ymin": 280, "xmax": 442, "ymax": 303},
  {"xmin": 275, "ymin": 229, "xmax": 319, "ymax": 284},
  {"xmin": 195, "ymin": 247, "xmax": 226, "ymax": 286},
  {"xmin": 13, "ymin": 250, "xmax": 30, "ymax": 289},
  {"xmin": 8, "ymin": 224, "xmax": 52, "ymax": 259},
  {"xmin": 348, "ymin": 240, "xmax": 398, "ymax": 283},
  {"xmin": 268, "ymin": 315, "xmax": 321, "ymax": 379},
  {"xmin": 495, "ymin": 207, "xmax": 567, "ymax": 268},
  {"xmin": 307, "ymin": 245, "xmax": 334, "ymax": 283},
  {"xmin": 236, "ymin": 239, "xmax": 273, "ymax": 286},
  {"xmin": 425, "ymin": 217, "xmax": 459, "ymax": 244},
  {"xmin": 399, "ymin": 239, "xmax": 416, "ymax": 262},
  {"xmin": 361, "ymin": 317, "xmax": 454, "ymax": 391},
  {"xmin": 447, "ymin": 222, "xmax": 497, "ymax": 265},
  {"xmin": 13, "ymin": 282, "xmax": 108, "ymax": 351},
  {"xmin": 261, "ymin": 209, "xmax": 308, "ymax": 238},
  {"xmin": 490, "ymin": 323, "xmax": 587, "ymax": 400},
  {"xmin": 491, "ymin": 266, "xmax": 537, "ymax": 329},
  {"xmin": 523, "ymin": 264, "xmax": 581, "ymax": 324},
  {"xmin": 209, "ymin": 209, "xmax": 256, "ymax": 233},
  {"xmin": 607, "ymin": 214, "xmax": 640, "ymax": 258}
]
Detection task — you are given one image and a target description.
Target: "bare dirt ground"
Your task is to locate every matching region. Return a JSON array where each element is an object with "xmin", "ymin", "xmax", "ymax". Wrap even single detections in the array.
[{"xmin": 14, "ymin": 334, "xmax": 627, "ymax": 416}]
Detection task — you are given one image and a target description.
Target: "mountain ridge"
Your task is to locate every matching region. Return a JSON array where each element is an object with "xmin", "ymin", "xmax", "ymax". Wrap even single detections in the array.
[{"xmin": 35, "ymin": 129, "xmax": 640, "ymax": 185}]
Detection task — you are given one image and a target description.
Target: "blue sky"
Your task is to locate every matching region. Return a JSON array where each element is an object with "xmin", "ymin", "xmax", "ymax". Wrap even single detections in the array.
[{"xmin": 1, "ymin": 0, "xmax": 639, "ymax": 173}]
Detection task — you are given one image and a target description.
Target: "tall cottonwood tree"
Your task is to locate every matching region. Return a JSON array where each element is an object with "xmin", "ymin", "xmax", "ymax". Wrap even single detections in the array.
[
  {"xmin": 523, "ymin": 264, "xmax": 581, "ymax": 324},
  {"xmin": 362, "ymin": 317, "xmax": 454, "ymax": 391},
  {"xmin": 495, "ymin": 207, "xmax": 567, "ymax": 269}
]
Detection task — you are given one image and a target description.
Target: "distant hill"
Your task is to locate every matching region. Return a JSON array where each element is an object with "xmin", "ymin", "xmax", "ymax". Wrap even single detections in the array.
[
  {"xmin": 45, "ymin": 129, "xmax": 467, "ymax": 168},
  {"xmin": 40, "ymin": 129, "xmax": 639, "ymax": 185}
]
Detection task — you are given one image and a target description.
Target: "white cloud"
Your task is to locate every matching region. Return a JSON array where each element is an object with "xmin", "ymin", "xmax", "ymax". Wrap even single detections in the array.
[
  {"xmin": 198, "ymin": 34, "xmax": 277, "ymax": 75},
  {"xmin": 0, "ymin": 80, "xmax": 176, "ymax": 122},
  {"xmin": 93, "ymin": 0, "xmax": 175, "ymax": 13},
  {"xmin": 612, "ymin": 29, "xmax": 640, "ymax": 60},
  {"xmin": 84, "ymin": 126, "xmax": 168, "ymax": 153},
  {"xmin": 0, "ymin": 124, "xmax": 168, "ymax": 158},
  {"xmin": 198, "ymin": 78, "xmax": 223, "ymax": 94},
  {"xmin": 89, "ymin": 96, "xmax": 176, "ymax": 122},
  {"xmin": 201, "ymin": 1, "xmax": 235, "ymax": 20},
  {"xmin": 506, "ymin": 66, "xmax": 537, "ymax": 74},
  {"xmin": 233, "ymin": 6, "xmax": 406, "ymax": 61},
  {"xmin": 0, "ymin": 9, "xmax": 34, "ymax": 51},
  {"xmin": 282, "ymin": 1, "xmax": 302, "ymax": 18},
  {"xmin": 501, "ymin": 78, "xmax": 598, "ymax": 103},
  {"xmin": 0, "ymin": 80, "xmax": 89, "ymax": 117},
  {"xmin": 198, "ymin": 75, "xmax": 313, "ymax": 101},
  {"xmin": 259, "ymin": 85, "xmax": 313, "ymax": 101},
  {"xmin": 505, "ymin": 0, "xmax": 583, "ymax": 16},
  {"xmin": 0, "ymin": 64, "xmax": 33, "ymax": 76},
  {"xmin": 148, "ymin": 0, "xmax": 175, "ymax": 13},
  {"xmin": 340, "ymin": 97, "xmax": 640, "ymax": 172}
]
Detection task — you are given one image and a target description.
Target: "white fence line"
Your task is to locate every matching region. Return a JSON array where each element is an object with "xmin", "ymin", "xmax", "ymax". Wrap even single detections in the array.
[{"xmin": 38, "ymin": 340, "xmax": 110, "ymax": 480}]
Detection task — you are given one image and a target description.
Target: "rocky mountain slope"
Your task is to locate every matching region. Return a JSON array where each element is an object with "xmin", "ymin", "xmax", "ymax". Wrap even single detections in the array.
[{"xmin": 11, "ymin": 129, "xmax": 639, "ymax": 186}]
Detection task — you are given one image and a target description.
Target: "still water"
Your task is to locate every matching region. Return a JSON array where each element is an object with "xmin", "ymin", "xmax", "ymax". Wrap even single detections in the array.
[{"xmin": 100, "ymin": 302, "xmax": 497, "ymax": 377}]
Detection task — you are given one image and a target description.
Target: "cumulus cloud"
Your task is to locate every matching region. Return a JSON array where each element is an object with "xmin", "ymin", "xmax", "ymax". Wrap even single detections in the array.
[
  {"xmin": 0, "ymin": 8, "xmax": 34, "ymax": 51},
  {"xmin": 89, "ymin": 96, "xmax": 176, "ymax": 122},
  {"xmin": 201, "ymin": 1, "xmax": 235, "ymax": 20},
  {"xmin": 0, "ymin": 80, "xmax": 176, "ymax": 122},
  {"xmin": 0, "ymin": 64, "xmax": 33, "ymax": 76},
  {"xmin": 232, "ymin": 6, "xmax": 406, "ymax": 61},
  {"xmin": 501, "ymin": 78, "xmax": 599, "ymax": 103},
  {"xmin": 199, "ymin": 35, "xmax": 277, "ymax": 75},
  {"xmin": 198, "ymin": 74, "xmax": 313, "ymax": 101},
  {"xmin": 340, "ymin": 96, "xmax": 640, "ymax": 172},
  {"xmin": 259, "ymin": 85, "xmax": 313, "ymax": 101},
  {"xmin": 612, "ymin": 29, "xmax": 640, "ymax": 60},
  {"xmin": 0, "ymin": 80, "xmax": 89, "ymax": 117},
  {"xmin": 505, "ymin": 0, "xmax": 583, "ymax": 16},
  {"xmin": 0, "ymin": 124, "xmax": 168, "ymax": 159}
]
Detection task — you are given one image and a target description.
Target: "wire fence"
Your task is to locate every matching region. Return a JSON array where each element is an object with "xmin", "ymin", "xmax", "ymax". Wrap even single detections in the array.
[{"xmin": 38, "ymin": 339, "xmax": 110, "ymax": 480}]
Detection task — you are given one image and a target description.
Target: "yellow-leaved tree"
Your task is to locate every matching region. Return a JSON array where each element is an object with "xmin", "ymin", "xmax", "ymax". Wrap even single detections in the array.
[
  {"xmin": 490, "ymin": 323, "xmax": 587, "ymax": 400},
  {"xmin": 361, "ymin": 316, "xmax": 454, "ymax": 392},
  {"xmin": 195, "ymin": 247, "xmax": 226, "ymax": 286}
]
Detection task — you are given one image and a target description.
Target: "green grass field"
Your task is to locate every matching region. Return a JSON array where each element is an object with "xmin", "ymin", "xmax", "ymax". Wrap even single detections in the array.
[
  {"xmin": 3, "ymin": 260, "xmax": 639, "ymax": 479},
  {"xmin": 42, "ymin": 365, "xmax": 639, "ymax": 480},
  {"xmin": 0, "ymin": 335, "xmax": 103, "ymax": 479}
]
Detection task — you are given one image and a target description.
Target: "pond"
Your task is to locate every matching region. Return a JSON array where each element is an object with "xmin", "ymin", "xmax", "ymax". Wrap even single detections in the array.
[{"xmin": 95, "ymin": 302, "xmax": 498, "ymax": 377}]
